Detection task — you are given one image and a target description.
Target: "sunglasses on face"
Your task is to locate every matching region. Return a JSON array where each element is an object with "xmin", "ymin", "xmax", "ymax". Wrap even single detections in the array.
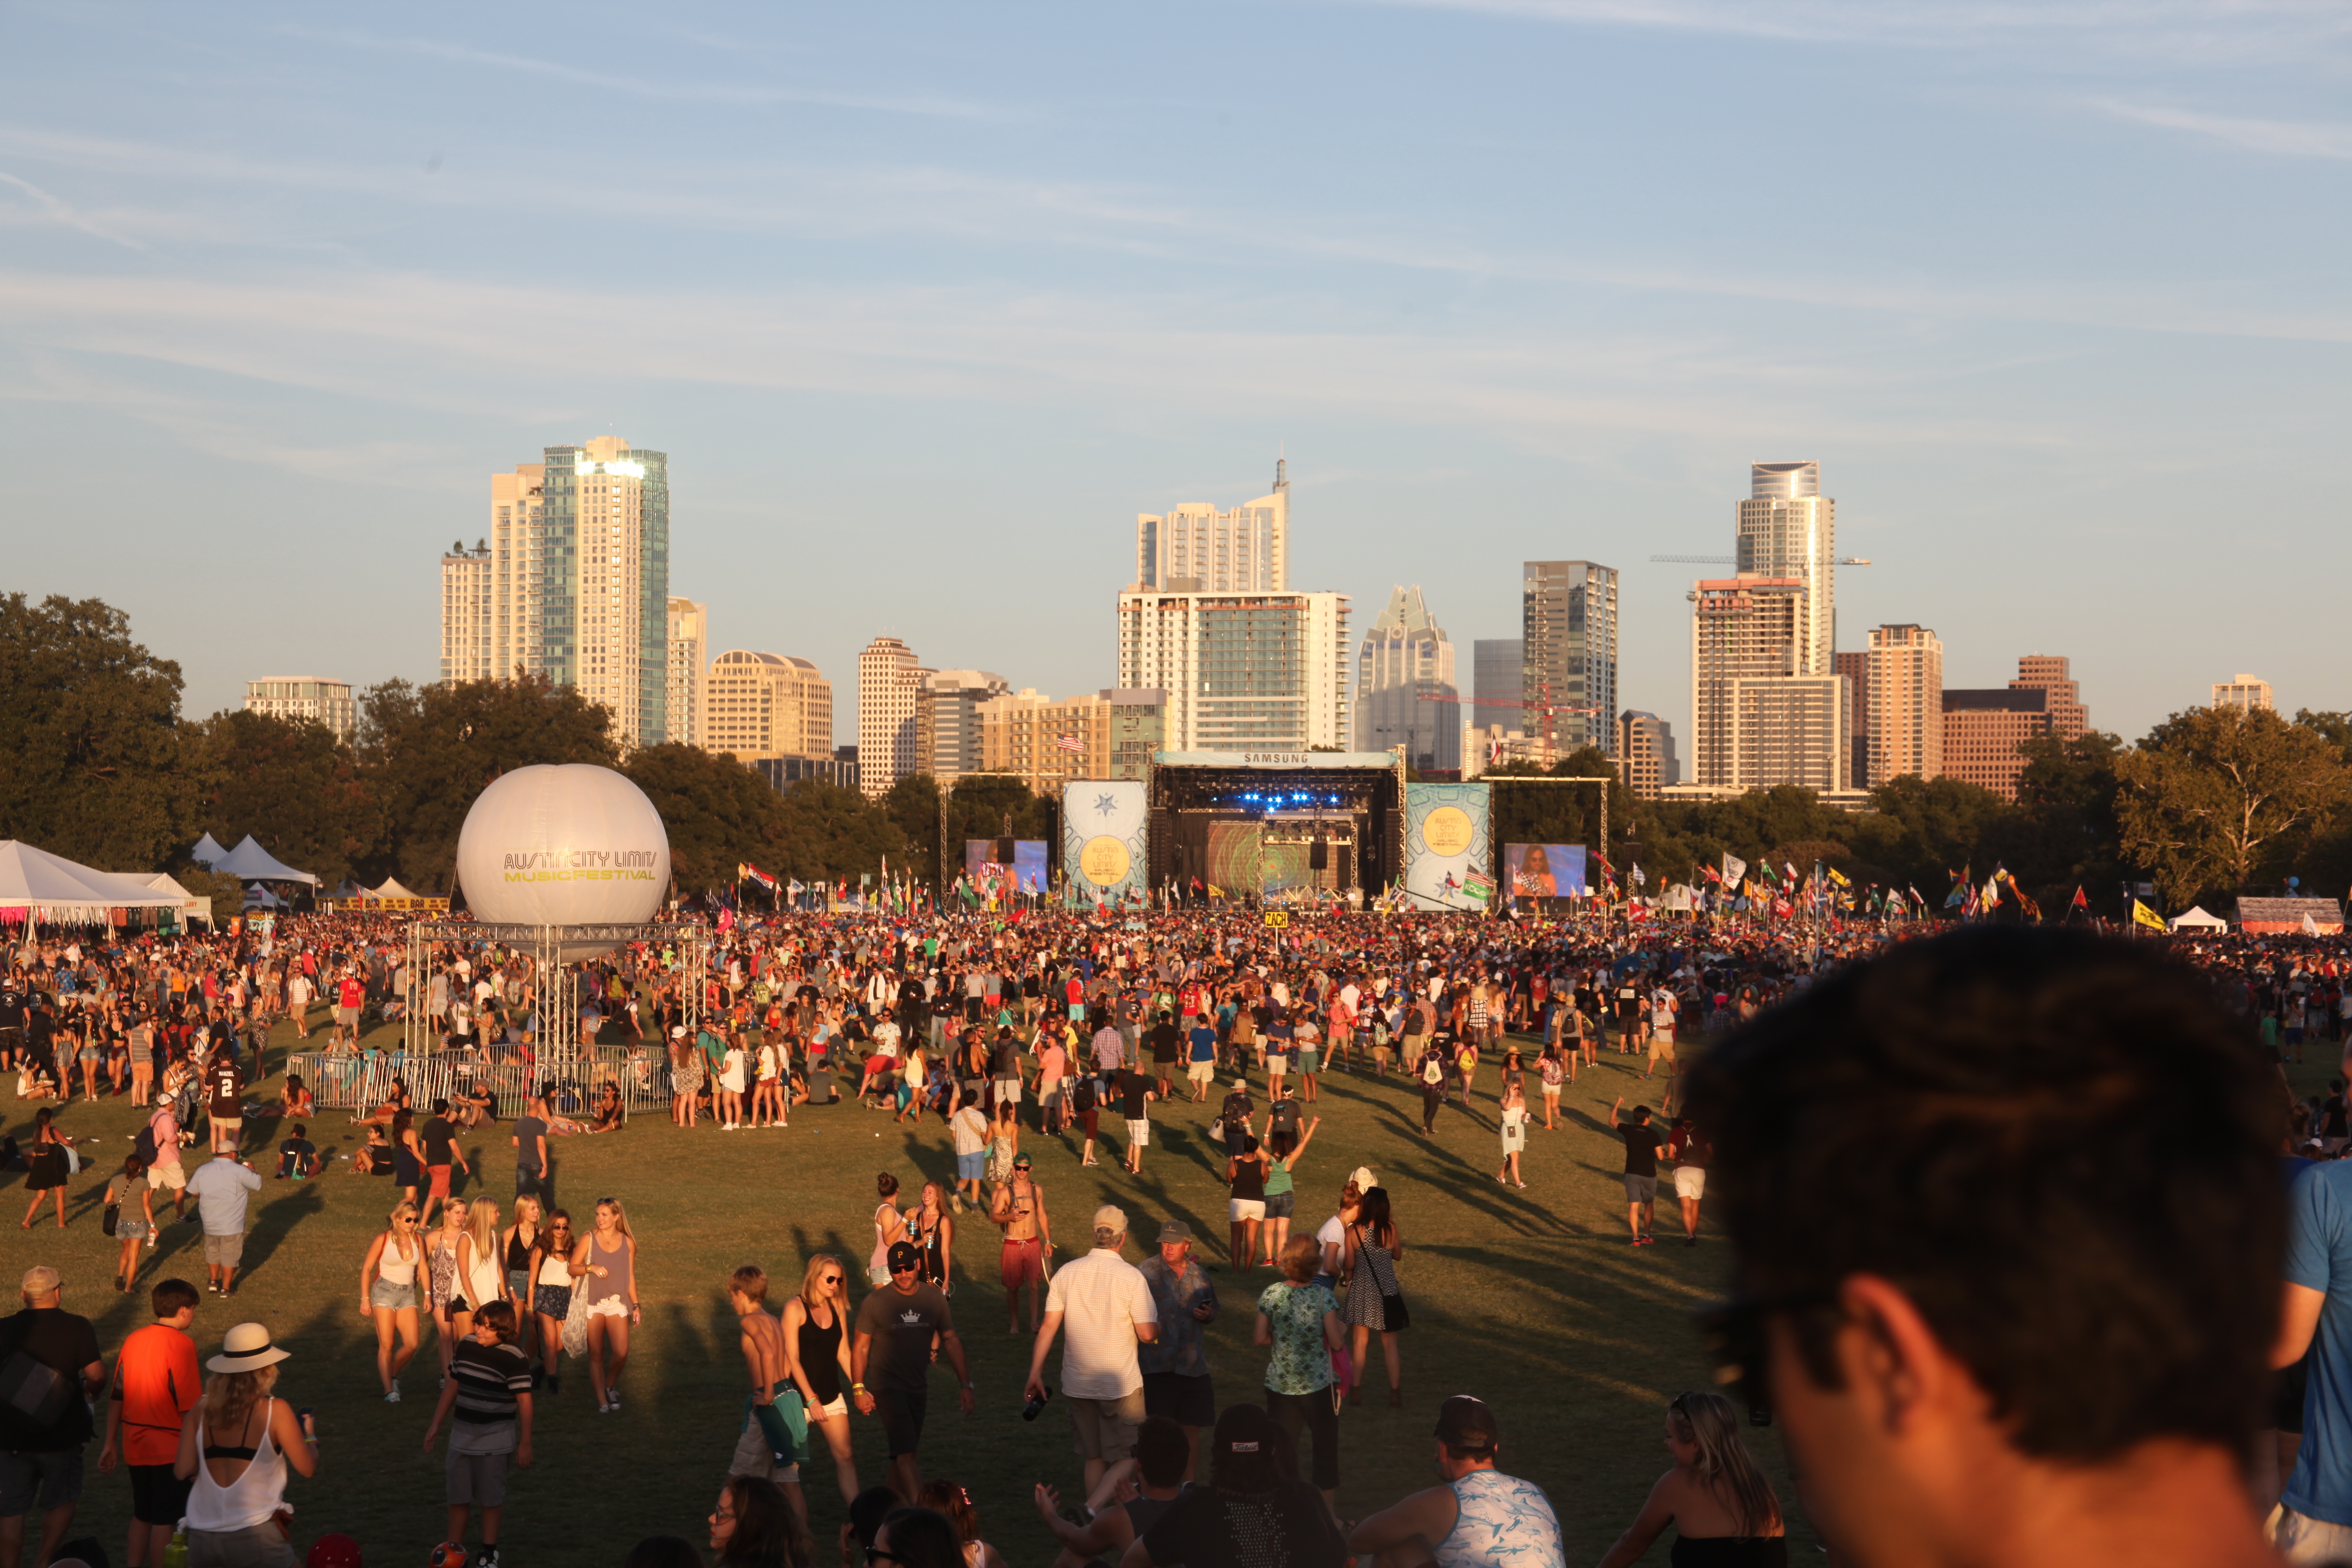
[{"xmin": 821, "ymin": 1274, "xmax": 843, "ymax": 1285}]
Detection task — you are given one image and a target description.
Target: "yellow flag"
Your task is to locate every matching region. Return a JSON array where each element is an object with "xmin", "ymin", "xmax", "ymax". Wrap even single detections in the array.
[{"xmin": 2131, "ymin": 899, "xmax": 2167, "ymax": 932}]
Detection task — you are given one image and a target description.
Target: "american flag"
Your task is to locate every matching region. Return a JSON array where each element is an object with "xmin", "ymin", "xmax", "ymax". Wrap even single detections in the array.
[{"xmin": 1055, "ymin": 733, "xmax": 1084, "ymax": 752}]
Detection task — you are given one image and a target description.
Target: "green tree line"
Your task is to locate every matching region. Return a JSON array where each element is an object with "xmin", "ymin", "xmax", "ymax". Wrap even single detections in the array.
[{"xmin": 5, "ymin": 592, "xmax": 2346, "ymax": 914}]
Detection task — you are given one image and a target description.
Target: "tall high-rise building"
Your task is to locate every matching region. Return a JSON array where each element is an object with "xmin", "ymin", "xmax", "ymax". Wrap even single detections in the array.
[
  {"xmin": 2014, "ymin": 655, "xmax": 2088, "ymax": 739},
  {"xmin": 245, "ymin": 677, "xmax": 357, "ymax": 743},
  {"xmin": 1522, "ymin": 561, "xmax": 1618, "ymax": 757},
  {"xmin": 921, "ymin": 670, "xmax": 1011, "ymax": 784},
  {"xmin": 1832, "ymin": 649, "xmax": 1870, "ymax": 793},
  {"xmin": 1473, "ymin": 640, "xmax": 1524, "ymax": 733},
  {"xmin": 1117, "ymin": 589, "xmax": 1350, "ymax": 751},
  {"xmin": 704, "ymin": 651, "xmax": 832, "ymax": 764},
  {"xmin": 856, "ymin": 637, "xmax": 924, "ymax": 799},
  {"xmin": 1736, "ymin": 462, "xmax": 1836, "ymax": 678},
  {"xmin": 1689, "ymin": 576, "xmax": 1848, "ymax": 792},
  {"xmin": 1353, "ymin": 585, "xmax": 1459, "ymax": 772},
  {"xmin": 438, "ymin": 541, "xmax": 491, "ymax": 683},
  {"xmin": 2213, "ymin": 673, "xmax": 2274, "ymax": 712},
  {"xmin": 1864, "ymin": 624, "xmax": 1943, "ymax": 785},
  {"xmin": 666, "ymin": 598, "xmax": 708, "ymax": 748},
  {"xmin": 438, "ymin": 439, "xmax": 671, "ymax": 743},
  {"xmin": 1133, "ymin": 461, "xmax": 1289, "ymax": 593},
  {"xmin": 1617, "ymin": 711, "xmax": 1681, "ymax": 797}
]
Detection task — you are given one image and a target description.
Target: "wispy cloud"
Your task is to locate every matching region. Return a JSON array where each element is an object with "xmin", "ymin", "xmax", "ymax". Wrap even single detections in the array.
[
  {"xmin": 2094, "ymin": 99, "xmax": 2352, "ymax": 160},
  {"xmin": 283, "ymin": 28, "xmax": 1017, "ymax": 120},
  {"xmin": 0, "ymin": 171, "xmax": 150, "ymax": 250}
]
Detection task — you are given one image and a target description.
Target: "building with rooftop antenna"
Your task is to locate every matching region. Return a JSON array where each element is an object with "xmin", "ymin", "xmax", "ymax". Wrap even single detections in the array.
[
  {"xmin": 1354, "ymin": 584, "xmax": 1459, "ymax": 771},
  {"xmin": 1133, "ymin": 459, "xmax": 1289, "ymax": 592}
]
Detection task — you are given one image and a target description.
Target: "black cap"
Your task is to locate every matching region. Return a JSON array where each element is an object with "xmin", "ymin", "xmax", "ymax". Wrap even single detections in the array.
[
  {"xmin": 1434, "ymin": 1395, "xmax": 1501, "ymax": 1453},
  {"xmin": 887, "ymin": 1241, "xmax": 921, "ymax": 1273}
]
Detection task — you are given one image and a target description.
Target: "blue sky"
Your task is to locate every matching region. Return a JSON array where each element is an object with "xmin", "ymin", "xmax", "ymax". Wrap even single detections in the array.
[{"xmin": 3, "ymin": 2, "xmax": 2346, "ymax": 748}]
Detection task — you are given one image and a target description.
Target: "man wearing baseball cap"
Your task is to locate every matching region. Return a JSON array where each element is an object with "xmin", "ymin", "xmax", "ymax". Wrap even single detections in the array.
[
  {"xmin": 1346, "ymin": 1395, "xmax": 1563, "ymax": 1568},
  {"xmin": 1024, "ymin": 1205, "xmax": 1158, "ymax": 1493},
  {"xmin": 850, "ymin": 1239, "xmax": 973, "ymax": 1504}
]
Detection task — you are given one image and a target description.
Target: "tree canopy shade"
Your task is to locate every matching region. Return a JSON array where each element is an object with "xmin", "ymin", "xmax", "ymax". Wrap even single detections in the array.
[
  {"xmin": 354, "ymin": 674, "xmax": 620, "ymax": 893},
  {"xmin": 622, "ymin": 742, "xmax": 792, "ymax": 892},
  {"xmin": 2116, "ymin": 706, "xmax": 2349, "ymax": 906},
  {"xmin": 183, "ymin": 708, "xmax": 378, "ymax": 890},
  {"xmin": 0, "ymin": 593, "xmax": 192, "ymax": 869}
]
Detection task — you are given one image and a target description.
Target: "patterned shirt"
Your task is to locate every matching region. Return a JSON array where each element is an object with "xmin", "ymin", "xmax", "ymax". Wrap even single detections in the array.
[
  {"xmin": 1255, "ymin": 1280, "xmax": 1336, "ymax": 1395},
  {"xmin": 1137, "ymin": 1254, "xmax": 1217, "ymax": 1378}
]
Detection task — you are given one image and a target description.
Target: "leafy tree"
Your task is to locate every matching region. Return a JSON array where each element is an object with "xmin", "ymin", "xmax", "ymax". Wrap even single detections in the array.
[
  {"xmin": 881, "ymin": 774, "xmax": 944, "ymax": 886},
  {"xmin": 2116, "ymin": 707, "xmax": 2349, "ymax": 905},
  {"xmin": 772, "ymin": 780, "xmax": 907, "ymax": 884},
  {"xmin": 1487, "ymin": 750, "xmax": 1632, "ymax": 859},
  {"xmin": 171, "ymin": 865, "xmax": 247, "ymax": 926},
  {"xmin": 0, "ymin": 593, "xmax": 192, "ymax": 869},
  {"xmin": 622, "ymin": 743, "xmax": 790, "ymax": 893},
  {"xmin": 940, "ymin": 776, "xmax": 1054, "ymax": 885},
  {"xmin": 1993, "ymin": 731, "xmax": 2128, "ymax": 907},
  {"xmin": 182, "ymin": 709, "xmax": 378, "ymax": 889},
  {"xmin": 1847, "ymin": 775, "xmax": 2013, "ymax": 891},
  {"xmin": 356, "ymin": 675, "xmax": 620, "ymax": 892}
]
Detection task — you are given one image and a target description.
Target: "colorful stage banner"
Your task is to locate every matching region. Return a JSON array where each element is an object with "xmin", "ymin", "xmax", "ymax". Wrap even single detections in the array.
[
  {"xmin": 1062, "ymin": 780, "xmax": 1148, "ymax": 906},
  {"xmin": 963, "ymin": 840, "xmax": 1048, "ymax": 896},
  {"xmin": 1404, "ymin": 782, "xmax": 1490, "ymax": 912},
  {"xmin": 1503, "ymin": 843, "xmax": 1589, "ymax": 900}
]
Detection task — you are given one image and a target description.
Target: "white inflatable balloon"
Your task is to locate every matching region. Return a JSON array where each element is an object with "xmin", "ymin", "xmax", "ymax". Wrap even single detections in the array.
[{"xmin": 455, "ymin": 765, "xmax": 670, "ymax": 954}]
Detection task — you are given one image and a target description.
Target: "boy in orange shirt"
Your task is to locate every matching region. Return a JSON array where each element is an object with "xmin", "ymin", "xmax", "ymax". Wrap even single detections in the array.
[{"xmin": 97, "ymin": 1278, "xmax": 201, "ymax": 1568}]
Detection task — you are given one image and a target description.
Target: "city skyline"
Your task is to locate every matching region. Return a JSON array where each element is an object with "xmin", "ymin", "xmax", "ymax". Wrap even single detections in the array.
[{"xmin": 7, "ymin": 6, "xmax": 2343, "ymax": 751}]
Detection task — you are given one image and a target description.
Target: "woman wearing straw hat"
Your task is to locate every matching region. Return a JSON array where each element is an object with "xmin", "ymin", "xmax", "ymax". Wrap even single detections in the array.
[{"xmin": 173, "ymin": 1323, "xmax": 317, "ymax": 1567}]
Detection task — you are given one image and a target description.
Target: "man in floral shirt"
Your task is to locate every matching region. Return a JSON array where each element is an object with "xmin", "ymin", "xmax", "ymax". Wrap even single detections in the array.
[{"xmin": 1136, "ymin": 1220, "xmax": 1218, "ymax": 1478}]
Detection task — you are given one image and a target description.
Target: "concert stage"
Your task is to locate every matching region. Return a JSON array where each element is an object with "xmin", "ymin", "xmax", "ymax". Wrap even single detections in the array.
[{"xmin": 1145, "ymin": 750, "xmax": 1406, "ymax": 902}]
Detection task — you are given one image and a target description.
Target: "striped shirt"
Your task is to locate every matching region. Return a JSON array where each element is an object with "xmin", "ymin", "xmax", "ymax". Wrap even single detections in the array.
[{"xmin": 449, "ymin": 1340, "xmax": 531, "ymax": 1449}]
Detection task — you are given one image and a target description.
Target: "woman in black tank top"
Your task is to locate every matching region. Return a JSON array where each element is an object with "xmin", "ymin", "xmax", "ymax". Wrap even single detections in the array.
[{"xmin": 782, "ymin": 1253, "xmax": 861, "ymax": 1505}]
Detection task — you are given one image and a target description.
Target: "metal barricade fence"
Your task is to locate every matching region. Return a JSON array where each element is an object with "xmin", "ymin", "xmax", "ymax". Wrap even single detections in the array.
[{"xmin": 288, "ymin": 1048, "xmax": 676, "ymax": 1117}]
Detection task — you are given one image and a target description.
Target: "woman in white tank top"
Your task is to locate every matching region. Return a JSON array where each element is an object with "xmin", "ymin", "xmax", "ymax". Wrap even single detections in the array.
[
  {"xmin": 175, "ymin": 1323, "xmax": 318, "ymax": 1568},
  {"xmin": 358, "ymin": 1202, "xmax": 424, "ymax": 1402}
]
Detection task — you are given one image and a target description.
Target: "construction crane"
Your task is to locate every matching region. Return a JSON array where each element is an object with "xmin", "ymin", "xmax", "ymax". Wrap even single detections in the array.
[
  {"xmin": 1413, "ymin": 694, "xmax": 1602, "ymax": 715},
  {"xmin": 1648, "ymin": 553, "xmax": 1873, "ymax": 566}
]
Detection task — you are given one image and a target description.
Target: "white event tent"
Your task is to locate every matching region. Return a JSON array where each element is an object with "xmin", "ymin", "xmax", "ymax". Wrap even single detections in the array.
[
  {"xmin": 0, "ymin": 841, "xmax": 203, "ymax": 924},
  {"xmin": 198, "ymin": 834, "xmax": 320, "ymax": 887},
  {"xmin": 2169, "ymin": 905, "xmax": 2228, "ymax": 932}
]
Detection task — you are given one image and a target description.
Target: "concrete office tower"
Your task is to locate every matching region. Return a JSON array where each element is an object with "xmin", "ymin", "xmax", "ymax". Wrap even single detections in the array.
[
  {"xmin": 1354, "ymin": 585, "xmax": 1460, "ymax": 772},
  {"xmin": 245, "ymin": 677, "xmax": 357, "ymax": 743},
  {"xmin": 856, "ymin": 637, "xmax": 924, "ymax": 799},
  {"xmin": 2014, "ymin": 655, "xmax": 2088, "ymax": 740},
  {"xmin": 1689, "ymin": 576, "xmax": 1849, "ymax": 792},
  {"xmin": 1134, "ymin": 460, "xmax": 1289, "ymax": 592},
  {"xmin": 704, "ymin": 651, "xmax": 832, "ymax": 765},
  {"xmin": 2213, "ymin": 673, "xmax": 2275, "ymax": 712},
  {"xmin": 921, "ymin": 670, "xmax": 1011, "ymax": 784},
  {"xmin": 1832, "ymin": 650, "xmax": 1870, "ymax": 794},
  {"xmin": 438, "ymin": 541, "xmax": 492, "ymax": 683},
  {"xmin": 1617, "ymin": 711, "xmax": 1681, "ymax": 797},
  {"xmin": 1523, "ymin": 562, "xmax": 1618, "ymax": 757},
  {"xmin": 1117, "ymin": 589, "xmax": 1350, "ymax": 751},
  {"xmin": 1473, "ymin": 640, "xmax": 1524, "ymax": 732},
  {"xmin": 1865, "ymin": 624, "xmax": 1944, "ymax": 785},
  {"xmin": 666, "ymin": 598, "xmax": 708, "ymax": 748},
  {"xmin": 536, "ymin": 437, "xmax": 672, "ymax": 744},
  {"xmin": 1737, "ymin": 462, "xmax": 1836, "ymax": 678}
]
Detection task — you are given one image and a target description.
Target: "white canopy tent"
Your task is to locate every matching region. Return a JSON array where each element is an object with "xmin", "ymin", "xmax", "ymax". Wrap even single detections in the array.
[
  {"xmin": 2169, "ymin": 905, "xmax": 2228, "ymax": 932},
  {"xmin": 368, "ymin": 877, "xmax": 422, "ymax": 901},
  {"xmin": 0, "ymin": 841, "xmax": 194, "ymax": 924},
  {"xmin": 190, "ymin": 833, "xmax": 230, "ymax": 869},
  {"xmin": 208, "ymin": 835, "xmax": 319, "ymax": 886},
  {"xmin": 140, "ymin": 872, "xmax": 212, "ymax": 923}
]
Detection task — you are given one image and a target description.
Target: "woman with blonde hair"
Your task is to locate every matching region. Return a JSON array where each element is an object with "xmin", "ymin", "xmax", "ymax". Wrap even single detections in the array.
[
  {"xmin": 426, "ymin": 1195, "xmax": 472, "ymax": 1381},
  {"xmin": 358, "ymin": 1200, "xmax": 425, "ymax": 1402},
  {"xmin": 569, "ymin": 1195, "xmax": 640, "ymax": 1412},
  {"xmin": 780, "ymin": 1253, "xmax": 859, "ymax": 1504},
  {"xmin": 173, "ymin": 1323, "xmax": 318, "ymax": 1567},
  {"xmin": 503, "ymin": 1193, "xmax": 544, "ymax": 1363},
  {"xmin": 1596, "ymin": 1390, "xmax": 1787, "ymax": 1568},
  {"xmin": 456, "ymin": 1195, "xmax": 508, "ymax": 1339}
]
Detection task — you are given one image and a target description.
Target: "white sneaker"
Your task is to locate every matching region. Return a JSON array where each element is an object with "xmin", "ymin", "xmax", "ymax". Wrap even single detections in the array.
[{"xmin": 386, "ymin": 1382, "xmax": 401, "ymax": 1404}]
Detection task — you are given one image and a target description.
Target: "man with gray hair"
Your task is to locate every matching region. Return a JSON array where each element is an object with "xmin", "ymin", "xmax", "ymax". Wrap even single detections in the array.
[
  {"xmin": 1024, "ymin": 1204, "xmax": 1159, "ymax": 1491},
  {"xmin": 0, "ymin": 1267, "xmax": 105, "ymax": 1568}
]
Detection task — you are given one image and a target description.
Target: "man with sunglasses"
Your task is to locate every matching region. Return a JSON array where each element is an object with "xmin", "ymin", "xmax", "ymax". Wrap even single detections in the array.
[
  {"xmin": 1685, "ymin": 926, "xmax": 2286, "ymax": 1568},
  {"xmin": 851, "ymin": 1240, "xmax": 975, "ymax": 1504}
]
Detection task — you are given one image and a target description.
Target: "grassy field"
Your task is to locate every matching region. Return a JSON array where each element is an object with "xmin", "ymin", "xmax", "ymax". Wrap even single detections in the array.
[{"xmin": 8, "ymin": 1013, "xmax": 1821, "ymax": 1566}]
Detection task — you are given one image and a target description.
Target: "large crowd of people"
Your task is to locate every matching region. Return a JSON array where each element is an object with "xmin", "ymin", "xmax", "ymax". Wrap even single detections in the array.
[{"xmin": 0, "ymin": 900, "xmax": 2344, "ymax": 1566}]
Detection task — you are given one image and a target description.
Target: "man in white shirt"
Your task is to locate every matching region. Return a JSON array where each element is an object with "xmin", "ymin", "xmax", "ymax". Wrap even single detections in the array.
[
  {"xmin": 1023, "ymin": 1204, "xmax": 1159, "ymax": 1491},
  {"xmin": 185, "ymin": 1149, "xmax": 262, "ymax": 1297},
  {"xmin": 949, "ymin": 1099, "xmax": 990, "ymax": 1211}
]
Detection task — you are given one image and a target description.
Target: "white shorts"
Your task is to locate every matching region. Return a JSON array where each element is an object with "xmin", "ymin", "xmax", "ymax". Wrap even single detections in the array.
[
  {"xmin": 1229, "ymin": 1198, "xmax": 1266, "ymax": 1222},
  {"xmin": 1673, "ymin": 1167, "xmax": 1707, "ymax": 1200},
  {"xmin": 1126, "ymin": 1119, "xmax": 1149, "ymax": 1147},
  {"xmin": 809, "ymin": 1393, "xmax": 849, "ymax": 1421},
  {"xmin": 586, "ymin": 1297, "xmax": 630, "ymax": 1319}
]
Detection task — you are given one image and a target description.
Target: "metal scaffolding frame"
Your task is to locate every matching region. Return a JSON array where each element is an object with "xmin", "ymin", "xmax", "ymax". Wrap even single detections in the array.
[{"xmin": 404, "ymin": 921, "xmax": 709, "ymax": 1061}]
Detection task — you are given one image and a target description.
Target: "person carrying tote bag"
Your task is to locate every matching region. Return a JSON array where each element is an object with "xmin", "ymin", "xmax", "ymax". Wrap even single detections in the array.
[{"xmin": 1339, "ymin": 1186, "xmax": 1408, "ymax": 1408}]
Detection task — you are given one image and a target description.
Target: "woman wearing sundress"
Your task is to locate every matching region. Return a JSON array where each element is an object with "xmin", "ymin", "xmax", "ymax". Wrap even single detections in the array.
[{"xmin": 1341, "ymin": 1186, "xmax": 1408, "ymax": 1407}]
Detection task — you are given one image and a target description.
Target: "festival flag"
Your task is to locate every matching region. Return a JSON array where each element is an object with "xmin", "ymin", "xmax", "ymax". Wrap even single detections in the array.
[
  {"xmin": 738, "ymin": 862, "xmax": 779, "ymax": 892},
  {"xmin": 2131, "ymin": 898, "xmax": 2167, "ymax": 933},
  {"xmin": 2013, "ymin": 884, "xmax": 2043, "ymax": 923},
  {"xmin": 1945, "ymin": 865, "xmax": 1971, "ymax": 908},
  {"xmin": 1826, "ymin": 867, "xmax": 1851, "ymax": 888},
  {"xmin": 1055, "ymin": 733, "xmax": 1085, "ymax": 753},
  {"xmin": 1702, "ymin": 863, "xmax": 1722, "ymax": 885},
  {"xmin": 1982, "ymin": 874, "xmax": 2001, "ymax": 910},
  {"xmin": 1720, "ymin": 852, "xmax": 1748, "ymax": 886},
  {"xmin": 1630, "ymin": 863, "xmax": 1646, "ymax": 888}
]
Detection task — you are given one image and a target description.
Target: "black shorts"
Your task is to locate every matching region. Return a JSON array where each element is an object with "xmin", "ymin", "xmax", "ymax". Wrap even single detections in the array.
[
  {"xmin": 129, "ymin": 1461, "xmax": 194, "ymax": 1526},
  {"xmin": 875, "ymin": 1386, "xmax": 927, "ymax": 1458},
  {"xmin": 1143, "ymin": 1370, "xmax": 1217, "ymax": 1428}
]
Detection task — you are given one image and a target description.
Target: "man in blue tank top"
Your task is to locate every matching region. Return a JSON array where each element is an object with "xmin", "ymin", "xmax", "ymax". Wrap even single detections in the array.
[{"xmin": 1346, "ymin": 1395, "xmax": 1564, "ymax": 1568}]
